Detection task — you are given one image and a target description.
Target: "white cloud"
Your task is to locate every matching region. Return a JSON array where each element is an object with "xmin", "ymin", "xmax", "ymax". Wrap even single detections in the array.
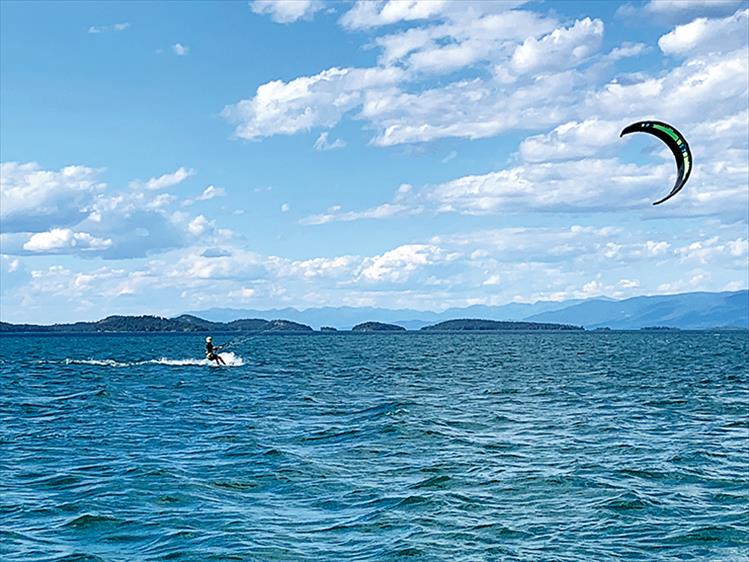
[
  {"xmin": 340, "ymin": 0, "xmax": 527, "ymax": 30},
  {"xmin": 658, "ymin": 8, "xmax": 749, "ymax": 56},
  {"xmin": 340, "ymin": 0, "xmax": 450, "ymax": 30},
  {"xmin": 251, "ymin": 0, "xmax": 323, "ymax": 23},
  {"xmin": 588, "ymin": 48, "xmax": 748, "ymax": 123},
  {"xmin": 229, "ymin": 286, "xmax": 257, "ymax": 300},
  {"xmin": 605, "ymin": 42, "xmax": 648, "ymax": 61},
  {"xmin": 223, "ymin": 13, "xmax": 578, "ymax": 145},
  {"xmin": 509, "ymin": 18, "xmax": 604, "ymax": 75},
  {"xmin": 222, "ymin": 3, "xmax": 747, "ymax": 153},
  {"xmin": 131, "ymin": 167, "xmax": 195, "ymax": 190},
  {"xmin": 283, "ymin": 256, "xmax": 358, "ymax": 279},
  {"xmin": 313, "ymin": 132, "xmax": 346, "ymax": 151},
  {"xmin": 301, "ymin": 202, "xmax": 416, "ymax": 225},
  {"xmin": 0, "ymin": 162, "xmax": 105, "ymax": 232},
  {"xmin": 187, "ymin": 215, "xmax": 214, "ymax": 237},
  {"xmin": 196, "ymin": 185, "xmax": 225, "ymax": 201},
  {"xmin": 427, "ymin": 158, "xmax": 665, "ymax": 214},
  {"xmin": 88, "ymin": 23, "xmax": 130, "ymax": 33},
  {"xmin": 375, "ymin": 10, "xmax": 557, "ymax": 74},
  {"xmin": 675, "ymin": 236, "xmax": 749, "ymax": 264},
  {"xmin": 0, "ymin": 162, "xmax": 230, "ymax": 259},
  {"xmin": 281, "ymin": 203, "xmax": 290, "ymax": 213},
  {"xmin": 365, "ymin": 71, "xmax": 580, "ymax": 146},
  {"xmin": 519, "ymin": 119, "xmax": 623, "ymax": 162},
  {"xmin": 1, "ymin": 255, "xmax": 21, "ymax": 273},
  {"xmin": 358, "ymin": 243, "xmax": 446, "ymax": 283},
  {"xmin": 223, "ymin": 66, "xmax": 406, "ymax": 140},
  {"xmin": 23, "ymin": 229, "xmax": 112, "ymax": 253},
  {"xmin": 172, "ymin": 43, "xmax": 189, "ymax": 56},
  {"xmin": 618, "ymin": 279, "xmax": 641, "ymax": 289},
  {"xmin": 483, "ymin": 274, "xmax": 502, "ymax": 286}
]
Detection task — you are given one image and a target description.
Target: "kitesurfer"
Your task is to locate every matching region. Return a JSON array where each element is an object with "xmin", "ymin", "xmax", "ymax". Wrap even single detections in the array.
[{"xmin": 205, "ymin": 336, "xmax": 226, "ymax": 366}]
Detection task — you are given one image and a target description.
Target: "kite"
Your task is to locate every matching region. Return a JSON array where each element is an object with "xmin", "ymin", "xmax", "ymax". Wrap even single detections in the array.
[{"xmin": 620, "ymin": 121, "xmax": 692, "ymax": 205}]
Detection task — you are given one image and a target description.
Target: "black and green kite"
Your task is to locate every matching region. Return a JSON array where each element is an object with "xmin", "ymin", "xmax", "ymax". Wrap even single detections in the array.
[{"xmin": 620, "ymin": 121, "xmax": 692, "ymax": 205}]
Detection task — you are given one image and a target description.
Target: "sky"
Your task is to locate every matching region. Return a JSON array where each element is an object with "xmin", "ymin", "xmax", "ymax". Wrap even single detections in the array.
[{"xmin": 1, "ymin": 0, "xmax": 748, "ymax": 324}]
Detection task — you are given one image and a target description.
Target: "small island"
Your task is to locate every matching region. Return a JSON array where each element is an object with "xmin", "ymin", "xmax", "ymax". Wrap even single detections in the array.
[
  {"xmin": 351, "ymin": 321, "xmax": 406, "ymax": 332},
  {"xmin": 421, "ymin": 319, "xmax": 583, "ymax": 331},
  {"xmin": 320, "ymin": 326, "xmax": 338, "ymax": 332},
  {"xmin": 265, "ymin": 320, "xmax": 313, "ymax": 332}
]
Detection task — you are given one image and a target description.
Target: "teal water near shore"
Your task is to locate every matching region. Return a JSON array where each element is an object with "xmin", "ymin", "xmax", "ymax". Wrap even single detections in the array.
[{"xmin": 1, "ymin": 331, "xmax": 747, "ymax": 560}]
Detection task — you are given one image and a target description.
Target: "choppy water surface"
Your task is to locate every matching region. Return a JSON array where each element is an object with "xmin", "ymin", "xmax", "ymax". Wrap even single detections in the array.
[{"xmin": 1, "ymin": 331, "xmax": 747, "ymax": 561}]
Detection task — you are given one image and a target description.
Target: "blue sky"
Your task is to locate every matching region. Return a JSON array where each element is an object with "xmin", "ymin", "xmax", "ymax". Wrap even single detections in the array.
[{"xmin": 1, "ymin": 0, "xmax": 747, "ymax": 323}]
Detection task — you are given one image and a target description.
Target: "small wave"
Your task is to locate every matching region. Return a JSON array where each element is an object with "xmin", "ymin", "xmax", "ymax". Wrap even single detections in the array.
[
  {"xmin": 62, "ymin": 352, "xmax": 245, "ymax": 368},
  {"xmin": 61, "ymin": 513, "xmax": 121, "ymax": 529}
]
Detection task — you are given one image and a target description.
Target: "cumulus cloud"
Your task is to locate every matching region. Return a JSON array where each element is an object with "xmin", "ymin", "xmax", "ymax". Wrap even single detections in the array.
[
  {"xmin": 221, "ymin": 16, "xmax": 608, "ymax": 147},
  {"xmin": 374, "ymin": 9, "xmax": 556, "ymax": 73},
  {"xmin": 23, "ymin": 229, "xmax": 112, "ymax": 253},
  {"xmin": 365, "ymin": 71, "xmax": 580, "ymax": 146},
  {"xmin": 675, "ymin": 236, "xmax": 749, "ymax": 264},
  {"xmin": 251, "ymin": 0, "xmax": 323, "ymax": 23},
  {"xmin": 224, "ymin": 12, "xmax": 593, "ymax": 145},
  {"xmin": 658, "ymin": 8, "xmax": 749, "ymax": 56},
  {"xmin": 519, "ymin": 119, "xmax": 623, "ymax": 162},
  {"xmin": 605, "ymin": 42, "xmax": 649, "ymax": 61},
  {"xmin": 427, "ymin": 158, "xmax": 667, "ymax": 213},
  {"xmin": 222, "ymin": 66, "xmax": 406, "ymax": 140},
  {"xmin": 358, "ymin": 244, "xmax": 448, "ymax": 283},
  {"xmin": 340, "ymin": 0, "xmax": 526, "ymax": 30},
  {"xmin": 589, "ymin": 48, "xmax": 748, "ymax": 125},
  {"xmin": 509, "ymin": 18, "xmax": 604, "ymax": 75},
  {"xmin": 0, "ymin": 162, "xmax": 105, "ymax": 233},
  {"xmin": 223, "ymin": 3, "xmax": 747, "ymax": 154},
  {"xmin": 341, "ymin": 0, "xmax": 451, "ymax": 30},
  {"xmin": 1, "ymin": 162, "xmax": 228, "ymax": 259},
  {"xmin": 187, "ymin": 215, "xmax": 215, "ymax": 237},
  {"xmin": 172, "ymin": 43, "xmax": 189, "ymax": 56}
]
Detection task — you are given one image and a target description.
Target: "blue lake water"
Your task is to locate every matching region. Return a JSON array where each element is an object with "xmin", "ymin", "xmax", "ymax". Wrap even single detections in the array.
[{"xmin": 1, "ymin": 331, "xmax": 747, "ymax": 561}]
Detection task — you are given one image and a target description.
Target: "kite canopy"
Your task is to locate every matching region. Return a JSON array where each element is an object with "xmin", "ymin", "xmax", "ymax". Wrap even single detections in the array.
[{"xmin": 620, "ymin": 121, "xmax": 692, "ymax": 205}]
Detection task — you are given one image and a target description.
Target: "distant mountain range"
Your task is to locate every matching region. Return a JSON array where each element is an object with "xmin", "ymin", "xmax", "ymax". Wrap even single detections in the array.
[
  {"xmin": 1, "ymin": 291, "xmax": 745, "ymax": 333},
  {"xmin": 185, "ymin": 290, "xmax": 748, "ymax": 330}
]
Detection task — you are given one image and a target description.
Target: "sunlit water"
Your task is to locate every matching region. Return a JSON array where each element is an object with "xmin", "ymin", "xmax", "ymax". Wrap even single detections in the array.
[{"xmin": 1, "ymin": 331, "xmax": 747, "ymax": 561}]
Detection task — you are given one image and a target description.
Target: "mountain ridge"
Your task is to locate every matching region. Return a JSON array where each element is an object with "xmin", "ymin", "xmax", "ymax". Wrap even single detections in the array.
[{"xmin": 184, "ymin": 291, "xmax": 747, "ymax": 330}]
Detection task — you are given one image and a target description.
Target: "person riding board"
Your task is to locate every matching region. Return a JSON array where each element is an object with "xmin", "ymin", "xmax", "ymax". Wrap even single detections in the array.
[{"xmin": 205, "ymin": 336, "xmax": 226, "ymax": 366}]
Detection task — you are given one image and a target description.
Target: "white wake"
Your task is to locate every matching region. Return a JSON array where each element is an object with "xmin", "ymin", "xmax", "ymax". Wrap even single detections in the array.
[{"xmin": 63, "ymin": 352, "xmax": 245, "ymax": 367}]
